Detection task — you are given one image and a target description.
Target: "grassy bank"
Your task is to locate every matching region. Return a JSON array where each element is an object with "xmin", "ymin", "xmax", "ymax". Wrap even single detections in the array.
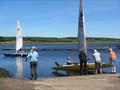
[{"xmin": 0, "ymin": 36, "xmax": 120, "ymax": 44}]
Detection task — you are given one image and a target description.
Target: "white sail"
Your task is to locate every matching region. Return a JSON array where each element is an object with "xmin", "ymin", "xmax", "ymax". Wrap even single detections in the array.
[
  {"xmin": 78, "ymin": 0, "xmax": 87, "ymax": 54},
  {"xmin": 16, "ymin": 20, "xmax": 23, "ymax": 52}
]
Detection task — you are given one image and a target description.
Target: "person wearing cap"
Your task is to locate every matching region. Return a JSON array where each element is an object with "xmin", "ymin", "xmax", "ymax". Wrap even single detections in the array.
[
  {"xmin": 26, "ymin": 46, "xmax": 39, "ymax": 80},
  {"xmin": 108, "ymin": 48, "xmax": 117, "ymax": 73},
  {"xmin": 79, "ymin": 50, "xmax": 87, "ymax": 75},
  {"xmin": 64, "ymin": 57, "xmax": 73, "ymax": 65},
  {"xmin": 93, "ymin": 49, "xmax": 102, "ymax": 74}
]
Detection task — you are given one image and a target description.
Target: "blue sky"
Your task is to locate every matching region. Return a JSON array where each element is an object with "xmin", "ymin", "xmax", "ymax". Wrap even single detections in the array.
[{"xmin": 0, "ymin": 0, "xmax": 120, "ymax": 38}]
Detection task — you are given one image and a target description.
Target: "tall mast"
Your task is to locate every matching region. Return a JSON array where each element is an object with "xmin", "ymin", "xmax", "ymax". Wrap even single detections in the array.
[{"xmin": 78, "ymin": 0, "xmax": 87, "ymax": 54}]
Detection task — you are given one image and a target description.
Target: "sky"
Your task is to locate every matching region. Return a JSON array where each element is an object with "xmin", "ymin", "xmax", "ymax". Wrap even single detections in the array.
[{"xmin": 0, "ymin": 0, "xmax": 120, "ymax": 38}]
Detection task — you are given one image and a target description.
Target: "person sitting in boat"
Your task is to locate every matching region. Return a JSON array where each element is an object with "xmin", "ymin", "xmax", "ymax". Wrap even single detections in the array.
[
  {"xmin": 64, "ymin": 57, "xmax": 74, "ymax": 65},
  {"xmin": 18, "ymin": 49, "xmax": 27, "ymax": 56},
  {"xmin": 18, "ymin": 49, "xmax": 25, "ymax": 53}
]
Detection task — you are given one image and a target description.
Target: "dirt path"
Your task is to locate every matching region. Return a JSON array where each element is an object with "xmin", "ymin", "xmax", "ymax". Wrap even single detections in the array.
[{"xmin": 0, "ymin": 74, "xmax": 120, "ymax": 90}]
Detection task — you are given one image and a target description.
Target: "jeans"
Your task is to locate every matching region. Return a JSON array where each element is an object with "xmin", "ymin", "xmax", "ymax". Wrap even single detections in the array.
[
  {"xmin": 110, "ymin": 60, "xmax": 116, "ymax": 73},
  {"xmin": 30, "ymin": 61, "xmax": 38, "ymax": 79},
  {"xmin": 80, "ymin": 60, "xmax": 87, "ymax": 74}
]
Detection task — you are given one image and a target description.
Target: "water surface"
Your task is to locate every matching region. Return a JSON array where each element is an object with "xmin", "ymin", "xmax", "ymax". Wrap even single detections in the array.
[{"xmin": 0, "ymin": 43, "xmax": 120, "ymax": 78}]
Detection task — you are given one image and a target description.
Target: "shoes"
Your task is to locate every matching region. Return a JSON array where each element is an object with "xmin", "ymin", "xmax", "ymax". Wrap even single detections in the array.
[
  {"xmin": 30, "ymin": 77, "xmax": 34, "ymax": 80},
  {"xmin": 34, "ymin": 77, "xmax": 37, "ymax": 80},
  {"xmin": 111, "ymin": 72, "xmax": 116, "ymax": 74},
  {"xmin": 30, "ymin": 76, "xmax": 37, "ymax": 80}
]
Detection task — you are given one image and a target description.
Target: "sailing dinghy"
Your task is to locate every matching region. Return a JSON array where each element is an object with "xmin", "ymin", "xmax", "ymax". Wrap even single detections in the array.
[
  {"xmin": 52, "ymin": 0, "xmax": 112, "ymax": 71},
  {"xmin": 52, "ymin": 62, "xmax": 112, "ymax": 71},
  {"xmin": 4, "ymin": 20, "xmax": 28, "ymax": 57}
]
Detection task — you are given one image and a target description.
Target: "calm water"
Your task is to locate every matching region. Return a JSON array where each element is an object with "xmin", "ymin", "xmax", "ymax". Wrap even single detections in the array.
[{"xmin": 0, "ymin": 43, "xmax": 120, "ymax": 78}]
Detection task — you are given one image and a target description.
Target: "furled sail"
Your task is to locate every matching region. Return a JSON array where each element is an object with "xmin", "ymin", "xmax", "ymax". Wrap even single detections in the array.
[{"xmin": 78, "ymin": 0, "xmax": 87, "ymax": 54}]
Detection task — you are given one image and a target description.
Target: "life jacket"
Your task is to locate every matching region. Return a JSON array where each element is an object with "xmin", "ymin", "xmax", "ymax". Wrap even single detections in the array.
[{"xmin": 110, "ymin": 51, "xmax": 116, "ymax": 60}]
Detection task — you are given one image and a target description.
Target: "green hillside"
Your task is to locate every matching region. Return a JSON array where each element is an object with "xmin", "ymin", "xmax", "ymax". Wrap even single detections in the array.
[{"xmin": 0, "ymin": 36, "xmax": 120, "ymax": 44}]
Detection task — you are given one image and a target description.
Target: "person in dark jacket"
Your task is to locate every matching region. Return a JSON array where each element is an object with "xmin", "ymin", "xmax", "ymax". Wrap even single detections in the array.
[{"xmin": 79, "ymin": 50, "xmax": 87, "ymax": 75}]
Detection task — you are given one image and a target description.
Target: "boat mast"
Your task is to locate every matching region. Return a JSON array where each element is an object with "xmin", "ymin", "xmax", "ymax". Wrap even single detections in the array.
[{"xmin": 78, "ymin": 0, "xmax": 87, "ymax": 55}]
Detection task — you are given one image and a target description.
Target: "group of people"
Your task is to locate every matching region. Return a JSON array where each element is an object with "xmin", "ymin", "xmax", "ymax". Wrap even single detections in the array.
[
  {"xmin": 79, "ymin": 48, "xmax": 117, "ymax": 75},
  {"xmin": 25, "ymin": 46, "xmax": 117, "ymax": 80}
]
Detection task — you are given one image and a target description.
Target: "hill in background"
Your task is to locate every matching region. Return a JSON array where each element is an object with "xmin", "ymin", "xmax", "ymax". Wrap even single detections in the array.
[{"xmin": 0, "ymin": 36, "xmax": 120, "ymax": 44}]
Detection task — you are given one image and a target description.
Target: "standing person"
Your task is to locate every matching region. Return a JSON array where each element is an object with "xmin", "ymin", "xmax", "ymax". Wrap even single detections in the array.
[
  {"xmin": 109, "ymin": 48, "xmax": 117, "ymax": 73},
  {"xmin": 26, "ymin": 46, "xmax": 39, "ymax": 80},
  {"xmin": 93, "ymin": 49, "xmax": 102, "ymax": 74},
  {"xmin": 79, "ymin": 50, "xmax": 87, "ymax": 75}
]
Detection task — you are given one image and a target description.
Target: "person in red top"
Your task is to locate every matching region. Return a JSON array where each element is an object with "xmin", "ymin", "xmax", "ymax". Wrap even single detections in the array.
[{"xmin": 109, "ymin": 48, "xmax": 117, "ymax": 73}]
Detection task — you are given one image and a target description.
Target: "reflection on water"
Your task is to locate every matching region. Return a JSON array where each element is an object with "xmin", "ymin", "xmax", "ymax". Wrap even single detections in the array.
[{"xmin": 16, "ymin": 57, "xmax": 23, "ymax": 78}]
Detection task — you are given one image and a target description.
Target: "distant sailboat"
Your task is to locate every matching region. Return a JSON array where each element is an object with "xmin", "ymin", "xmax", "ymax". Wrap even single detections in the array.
[
  {"xmin": 16, "ymin": 20, "xmax": 23, "ymax": 53},
  {"xmin": 78, "ymin": 0, "xmax": 87, "ymax": 54},
  {"xmin": 4, "ymin": 20, "xmax": 28, "ymax": 57}
]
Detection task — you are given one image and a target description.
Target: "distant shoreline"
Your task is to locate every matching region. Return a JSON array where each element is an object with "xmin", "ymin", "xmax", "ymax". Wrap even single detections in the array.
[
  {"xmin": 0, "ymin": 37, "xmax": 120, "ymax": 44},
  {"xmin": 0, "ymin": 41, "xmax": 120, "ymax": 44}
]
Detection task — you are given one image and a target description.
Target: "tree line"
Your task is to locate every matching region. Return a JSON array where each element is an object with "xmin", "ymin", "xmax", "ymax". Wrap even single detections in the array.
[{"xmin": 0, "ymin": 36, "xmax": 120, "ymax": 43}]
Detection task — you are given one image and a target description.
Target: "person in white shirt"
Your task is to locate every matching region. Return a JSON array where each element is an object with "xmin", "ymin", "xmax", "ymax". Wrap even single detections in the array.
[{"xmin": 93, "ymin": 49, "xmax": 102, "ymax": 74}]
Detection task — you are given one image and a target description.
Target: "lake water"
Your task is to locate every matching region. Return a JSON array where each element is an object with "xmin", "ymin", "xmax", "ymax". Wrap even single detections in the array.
[{"xmin": 0, "ymin": 43, "xmax": 120, "ymax": 78}]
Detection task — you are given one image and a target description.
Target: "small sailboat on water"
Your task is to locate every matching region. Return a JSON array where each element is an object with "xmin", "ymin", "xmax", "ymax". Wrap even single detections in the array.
[
  {"xmin": 52, "ymin": 0, "xmax": 112, "ymax": 71},
  {"xmin": 4, "ymin": 20, "xmax": 28, "ymax": 57}
]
